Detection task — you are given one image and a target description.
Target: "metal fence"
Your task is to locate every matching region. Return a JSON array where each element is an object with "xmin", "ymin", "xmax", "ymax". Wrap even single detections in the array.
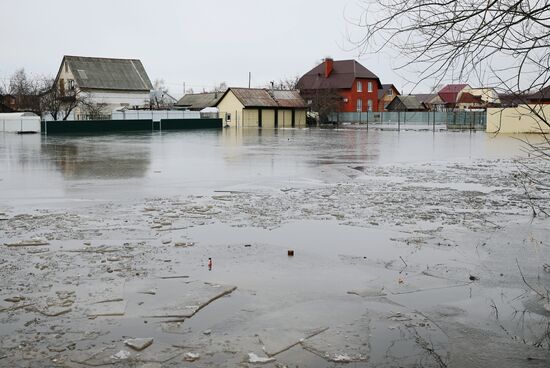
[
  {"xmin": 329, "ymin": 111, "xmax": 486, "ymax": 130},
  {"xmin": 43, "ymin": 110, "xmax": 219, "ymax": 122}
]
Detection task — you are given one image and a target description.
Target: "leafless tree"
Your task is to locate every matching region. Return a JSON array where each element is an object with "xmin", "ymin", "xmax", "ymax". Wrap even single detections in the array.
[
  {"xmin": 210, "ymin": 82, "xmax": 228, "ymax": 93},
  {"xmin": 5, "ymin": 68, "xmax": 42, "ymax": 114},
  {"xmin": 270, "ymin": 76, "xmax": 301, "ymax": 91},
  {"xmin": 300, "ymin": 87, "xmax": 343, "ymax": 124},
  {"xmin": 40, "ymin": 77, "xmax": 80, "ymax": 121},
  {"xmin": 151, "ymin": 78, "xmax": 175, "ymax": 109},
  {"xmin": 80, "ymin": 99, "xmax": 109, "ymax": 120},
  {"xmin": 350, "ymin": 0, "xmax": 550, "ymax": 209}
]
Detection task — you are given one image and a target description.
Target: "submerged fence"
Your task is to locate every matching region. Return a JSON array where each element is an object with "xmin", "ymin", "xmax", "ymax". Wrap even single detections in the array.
[
  {"xmin": 329, "ymin": 111, "xmax": 486, "ymax": 130},
  {"xmin": 41, "ymin": 118, "xmax": 223, "ymax": 134}
]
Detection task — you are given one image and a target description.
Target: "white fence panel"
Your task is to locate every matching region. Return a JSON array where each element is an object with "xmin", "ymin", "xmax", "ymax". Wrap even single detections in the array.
[{"xmin": 1, "ymin": 117, "xmax": 41, "ymax": 133}]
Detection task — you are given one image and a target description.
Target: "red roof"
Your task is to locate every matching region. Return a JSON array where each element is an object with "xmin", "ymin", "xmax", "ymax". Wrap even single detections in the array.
[
  {"xmin": 457, "ymin": 92, "xmax": 483, "ymax": 104},
  {"xmin": 438, "ymin": 84, "xmax": 470, "ymax": 104}
]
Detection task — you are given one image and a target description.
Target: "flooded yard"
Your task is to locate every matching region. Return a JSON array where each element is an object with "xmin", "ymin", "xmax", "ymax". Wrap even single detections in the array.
[{"xmin": 1, "ymin": 128, "xmax": 549, "ymax": 367}]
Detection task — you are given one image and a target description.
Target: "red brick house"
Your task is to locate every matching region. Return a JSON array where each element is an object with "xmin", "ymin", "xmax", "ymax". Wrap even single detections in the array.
[{"xmin": 296, "ymin": 58, "xmax": 382, "ymax": 114}]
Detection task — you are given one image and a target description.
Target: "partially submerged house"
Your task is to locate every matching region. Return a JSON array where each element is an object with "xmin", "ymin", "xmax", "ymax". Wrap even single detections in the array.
[
  {"xmin": 385, "ymin": 95, "xmax": 426, "ymax": 111},
  {"xmin": 296, "ymin": 58, "xmax": 382, "ymax": 113},
  {"xmin": 438, "ymin": 84, "xmax": 471, "ymax": 110},
  {"xmin": 215, "ymin": 88, "xmax": 307, "ymax": 127},
  {"xmin": 411, "ymin": 94, "xmax": 443, "ymax": 111},
  {"xmin": 456, "ymin": 92, "xmax": 485, "ymax": 110},
  {"xmin": 53, "ymin": 55, "xmax": 153, "ymax": 119},
  {"xmin": 377, "ymin": 84, "xmax": 400, "ymax": 112},
  {"xmin": 175, "ymin": 92, "xmax": 223, "ymax": 111}
]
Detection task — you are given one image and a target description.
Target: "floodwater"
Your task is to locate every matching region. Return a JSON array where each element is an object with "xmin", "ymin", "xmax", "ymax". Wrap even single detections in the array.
[
  {"xmin": 0, "ymin": 128, "xmax": 532, "ymax": 206},
  {"xmin": 0, "ymin": 127, "xmax": 549, "ymax": 367}
]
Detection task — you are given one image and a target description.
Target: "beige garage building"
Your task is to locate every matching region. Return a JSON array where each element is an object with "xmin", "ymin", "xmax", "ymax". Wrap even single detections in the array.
[{"xmin": 215, "ymin": 88, "xmax": 307, "ymax": 128}]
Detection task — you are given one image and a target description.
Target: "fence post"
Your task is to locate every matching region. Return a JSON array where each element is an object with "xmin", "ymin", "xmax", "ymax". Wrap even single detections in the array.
[
  {"xmin": 398, "ymin": 111, "xmax": 401, "ymax": 131},
  {"xmin": 367, "ymin": 111, "xmax": 369, "ymax": 131}
]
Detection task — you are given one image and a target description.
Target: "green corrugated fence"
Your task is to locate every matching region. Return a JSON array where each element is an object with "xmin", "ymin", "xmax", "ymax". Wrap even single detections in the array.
[{"xmin": 41, "ymin": 118, "xmax": 222, "ymax": 134}]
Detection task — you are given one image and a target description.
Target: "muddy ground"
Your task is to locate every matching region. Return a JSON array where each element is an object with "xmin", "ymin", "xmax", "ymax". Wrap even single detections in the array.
[{"xmin": 0, "ymin": 128, "xmax": 549, "ymax": 367}]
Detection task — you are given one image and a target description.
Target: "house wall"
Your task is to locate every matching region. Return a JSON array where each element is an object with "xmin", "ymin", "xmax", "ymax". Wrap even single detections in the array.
[
  {"xmin": 339, "ymin": 78, "xmax": 379, "ymax": 112},
  {"xmin": 278, "ymin": 110, "xmax": 293, "ymax": 127},
  {"xmin": 58, "ymin": 60, "xmax": 150, "ymax": 118},
  {"xmin": 487, "ymin": 104, "xmax": 550, "ymax": 133},
  {"xmin": 378, "ymin": 87, "xmax": 399, "ymax": 112},
  {"xmin": 217, "ymin": 90, "xmax": 245, "ymax": 127},
  {"xmin": 261, "ymin": 109, "xmax": 275, "ymax": 128},
  {"xmin": 468, "ymin": 88, "xmax": 500, "ymax": 104},
  {"xmin": 243, "ymin": 108, "xmax": 259, "ymax": 127},
  {"xmin": 295, "ymin": 110, "xmax": 306, "ymax": 127}
]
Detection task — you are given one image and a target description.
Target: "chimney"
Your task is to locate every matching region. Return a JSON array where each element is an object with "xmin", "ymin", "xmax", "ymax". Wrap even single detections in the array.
[{"xmin": 324, "ymin": 58, "xmax": 333, "ymax": 78}]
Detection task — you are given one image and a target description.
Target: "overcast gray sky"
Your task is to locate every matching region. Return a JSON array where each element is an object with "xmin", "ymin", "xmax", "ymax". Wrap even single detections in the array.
[{"xmin": 1, "ymin": 0, "xmax": 448, "ymax": 96}]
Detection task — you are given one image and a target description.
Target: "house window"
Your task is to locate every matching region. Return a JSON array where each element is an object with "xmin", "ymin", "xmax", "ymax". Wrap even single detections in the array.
[
  {"xmin": 356, "ymin": 99, "xmax": 363, "ymax": 112},
  {"xmin": 307, "ymin": 100, "xmax": 313, "ymax": 105},
  {"xmin": 226, "ymin": 113, "xmax": 231, "ymax": 122},
  {"xmin": 367, "ymin": 99, "xmax": 373, "ymax": 111},
  {"xmin": 68, "ymin": 79, "xmax": 75, "ymax": 90},
  {"xmin": 368, "ymin": 82, "xmax": 373, "ymax": 92},
  {"xmin": 388, "ymin": 89, "xmax": 393, "ymax": 96},
  {"xmin": 357, "ymin": 81, "xmax": 363, "ymax": 92},
  {"xmin": 343, "ymin": 98, "xmax": 349, "ymax": 103}
]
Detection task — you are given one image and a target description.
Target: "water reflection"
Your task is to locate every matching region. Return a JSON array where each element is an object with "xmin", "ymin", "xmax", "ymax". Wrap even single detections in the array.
[{"xmin": 40, "ymin": 135, "xmax": 151, "ymax": 179}]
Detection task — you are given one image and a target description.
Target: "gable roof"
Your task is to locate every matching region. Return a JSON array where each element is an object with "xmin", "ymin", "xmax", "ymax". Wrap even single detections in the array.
[
  {"xmin": 58, "ymin": 55, "xmax": 153, "ymax": 92},
  {"xmin": 386, "ymin": 95, "xmax": 426, "ymax": 111},
  {"xmin": 458, "ymin": 92, "xmax": 483, "ymax": 104},
  {"xmin": 296, "ymin": 59, "xmax": 381, "ymax": 90},
  {"xmin": 438, "ymin": 84, "xmax": 470, "ymax": 104},
  {"xmin": 216, "ymin": 88, "xmax": 307, "ymax": 108},
  {"xmin": 411, "ymin": 93, "xmax": 438, "ymax": 104},
  {"xmin": 176, "ymin": 92, "xmax": 223, "ymax": 109},
  {"xmin": 378, "ymin": 84, "xmax": 399, "ymax": 99}
]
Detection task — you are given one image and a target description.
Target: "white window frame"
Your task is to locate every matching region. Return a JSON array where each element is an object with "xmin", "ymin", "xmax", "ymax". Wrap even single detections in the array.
[
  {"xmin": 356, "ymin": 99, "xmax": 363, "ymax": 112},
  {"xmin": 368, "ymin": 82, "xmax": 373, "ymax": 92},
  {"xmin": 388, "ymin": 89, "xmax": 393, "ymax": 96},
  {"xmin": 367, "ymin": 99, "xmax": 373, "ymax": 112},
  {"xmin": 357, "ymin": 81, "xmax": 363, "ymax": 92}
]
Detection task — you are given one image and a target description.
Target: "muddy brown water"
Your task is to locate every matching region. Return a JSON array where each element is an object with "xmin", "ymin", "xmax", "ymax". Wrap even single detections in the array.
[{"xmin": 0, "ymin": 128, "xmax": 549, "ymax": 367}]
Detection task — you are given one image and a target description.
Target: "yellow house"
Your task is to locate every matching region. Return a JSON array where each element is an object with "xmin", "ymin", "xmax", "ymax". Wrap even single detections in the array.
[{"xmin": 215, "ymin": 88, "xmax": 307, "ymax": 128}]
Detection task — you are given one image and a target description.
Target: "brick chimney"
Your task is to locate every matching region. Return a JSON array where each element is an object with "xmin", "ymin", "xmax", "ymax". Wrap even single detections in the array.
[{"xmin": 324, "ymin": 58, "xmax": 333, "ymax": 78}]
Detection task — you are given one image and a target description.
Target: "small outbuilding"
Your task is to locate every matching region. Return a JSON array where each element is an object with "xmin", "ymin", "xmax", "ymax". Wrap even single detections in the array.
[
  {"xmin": 175, "ymin": 92, "xmax": 223, "ymax": 111},
  {"xmin": 385, "ymin": 95, "xmax": 427, "ymax": 111},
  {"xmin": 215, "ymin": 88, "xmax": 307, "ymax": 128}
]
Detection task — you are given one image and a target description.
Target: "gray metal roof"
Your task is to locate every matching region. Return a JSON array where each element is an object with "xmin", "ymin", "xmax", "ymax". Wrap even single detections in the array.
[
  {"xmin": 387, "ymin": 95, "xmax": 426, "ymax": 111},
  {"xmin": 175, "ymin": 92, "xmax": 223, "ymax": 109},
  {"xmin": 216, "ymin": 88, "xmax": 307, "ymax": 108},
  {"xmin": 62, "ymin": 55, "xmax": 153, "ymax": 91}
]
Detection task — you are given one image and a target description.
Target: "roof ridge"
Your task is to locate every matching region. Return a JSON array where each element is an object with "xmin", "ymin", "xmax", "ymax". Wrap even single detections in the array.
[{"xmin": 64, "ymin": 55, "xmax": 141, "ymax": 62}]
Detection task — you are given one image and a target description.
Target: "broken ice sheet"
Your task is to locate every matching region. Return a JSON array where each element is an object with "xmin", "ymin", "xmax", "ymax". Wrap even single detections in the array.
[
  {"xmin": 125, "ymin": 279, "xmax": 236, "ymax": 320},
  {"xmin": 77, "ymin": 280, "xmax": 126, "ymax": 317},
  {"xmin": 71, "ymin": 342, "xmax": 182, "ymax": 366},
  {"xmin": 301, "ymin": 314, "xmax": 370, "ymax": 363}
]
